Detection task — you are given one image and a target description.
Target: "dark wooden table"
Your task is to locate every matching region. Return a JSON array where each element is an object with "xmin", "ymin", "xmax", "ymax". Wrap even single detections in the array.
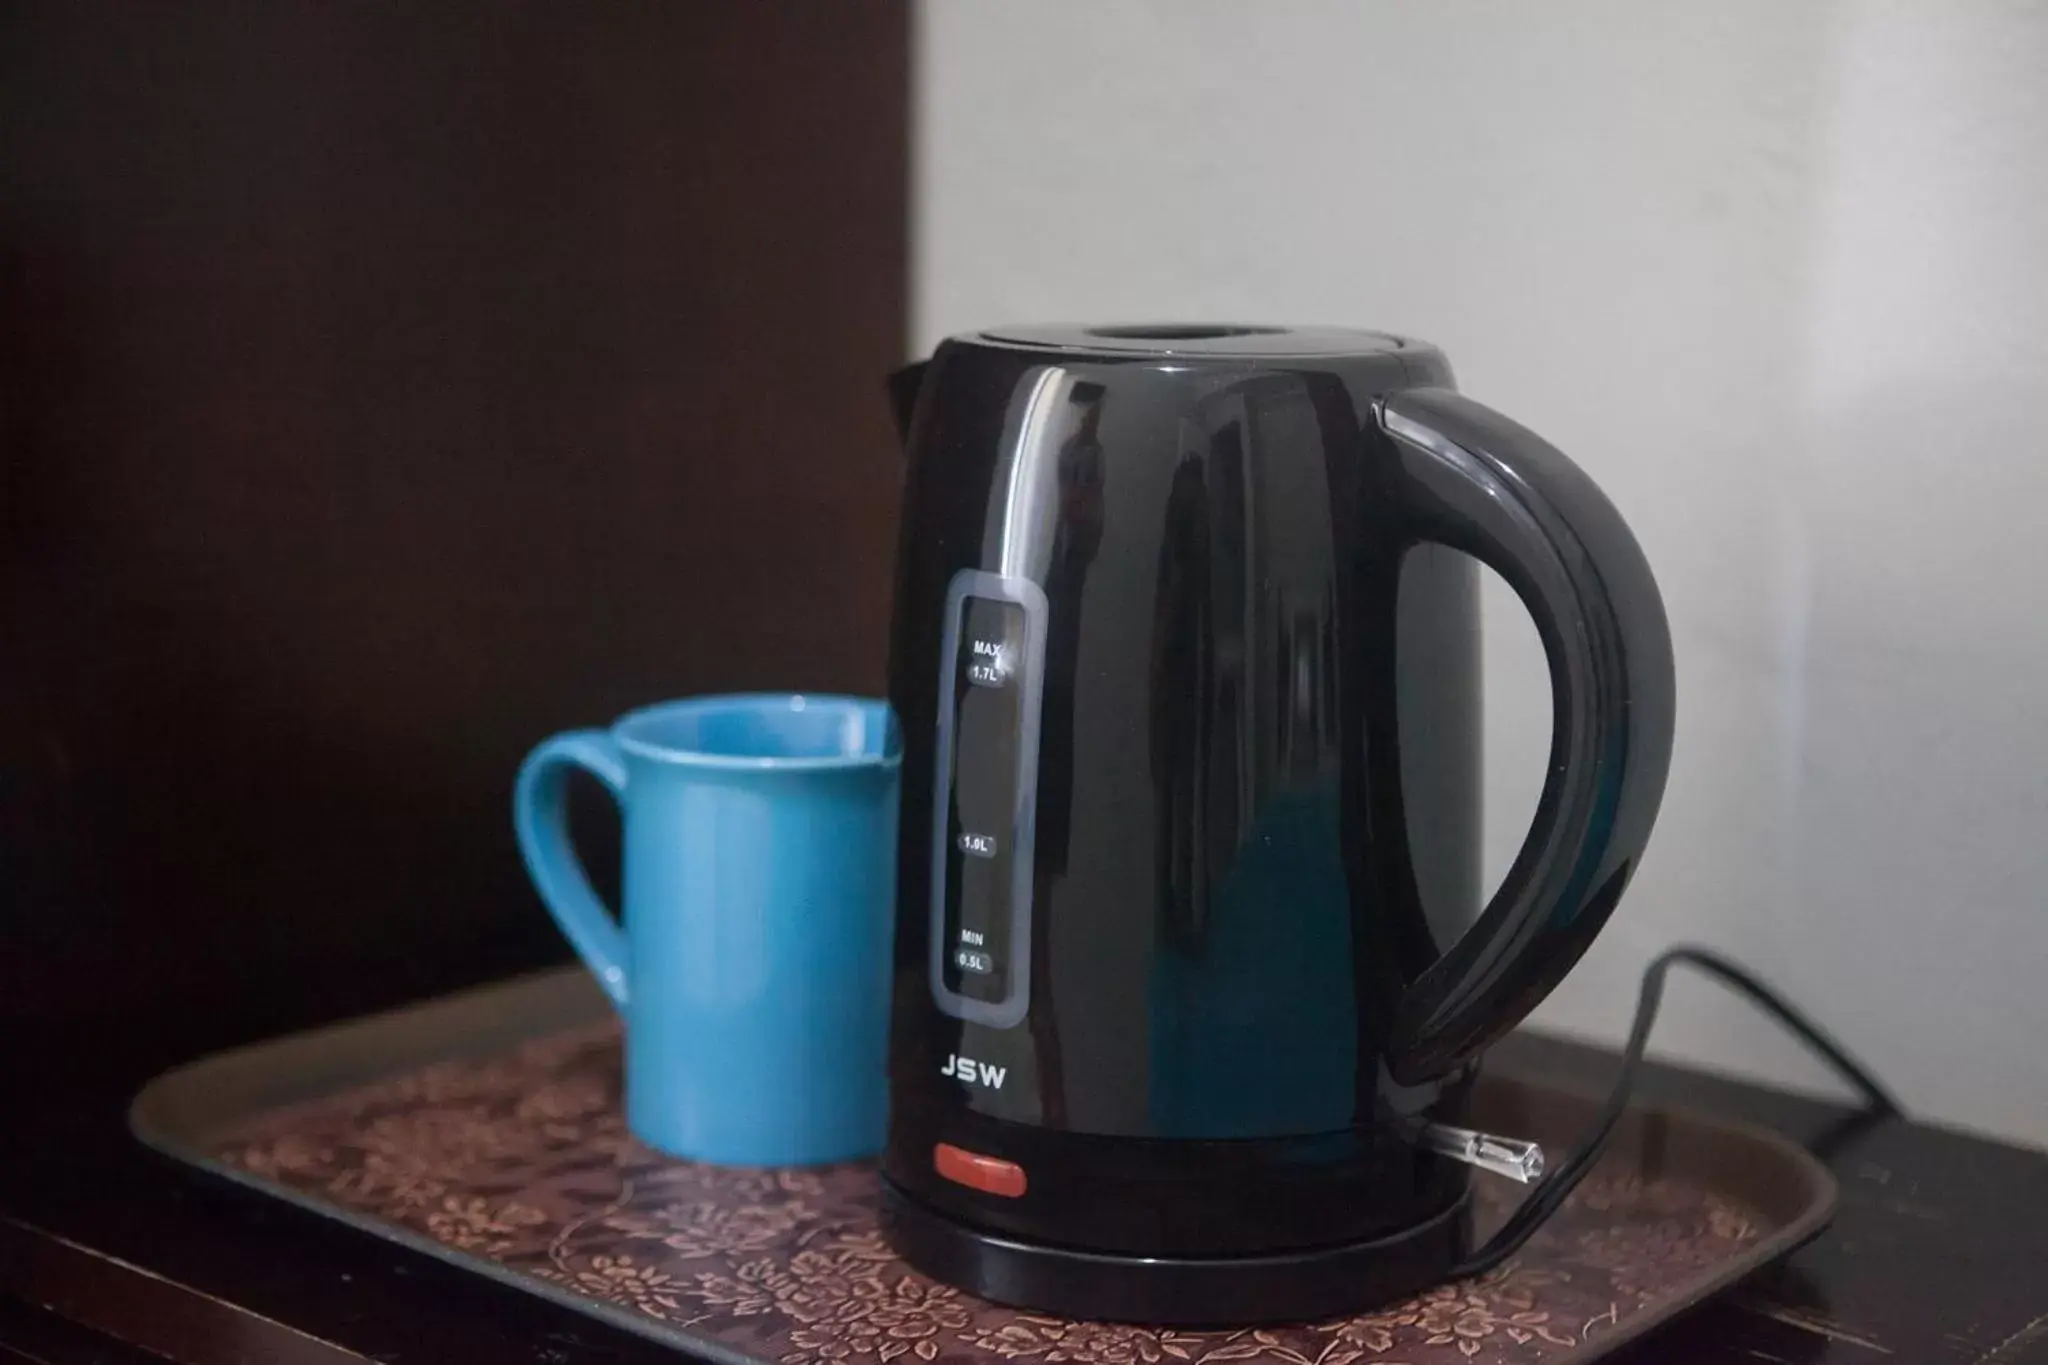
[{"xmin": 1, "ymin": 1020, "xmax": 2043, "ymax": 1365}]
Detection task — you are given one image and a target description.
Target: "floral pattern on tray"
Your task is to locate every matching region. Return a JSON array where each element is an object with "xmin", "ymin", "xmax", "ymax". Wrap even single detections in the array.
[{"xmin": 217, "ymin": 1023, "xmax": 1764, "ymax": 1365}]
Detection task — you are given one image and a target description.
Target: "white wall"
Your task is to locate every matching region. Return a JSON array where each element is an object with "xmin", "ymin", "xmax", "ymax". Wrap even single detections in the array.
[{"xmin": 916, "ymin": 0, "xmax": 2048, "ymax": 1146}]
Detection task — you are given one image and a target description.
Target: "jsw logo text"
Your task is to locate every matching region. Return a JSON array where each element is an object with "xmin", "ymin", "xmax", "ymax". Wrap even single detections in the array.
[{"xmin": 939, "ymin": 1053, "xmax": 1007, "ymax": 1089}]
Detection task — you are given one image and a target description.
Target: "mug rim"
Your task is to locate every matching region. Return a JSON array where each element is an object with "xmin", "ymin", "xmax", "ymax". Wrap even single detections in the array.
[{"xmin": 611, "ymin": 693, "xmax": 902, "ymax": 773}]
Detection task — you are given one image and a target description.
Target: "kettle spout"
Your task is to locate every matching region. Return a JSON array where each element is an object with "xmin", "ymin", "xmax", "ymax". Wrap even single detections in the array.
[{"xmin": 887, "ymin": 359, "xmax": 930, "ymax": 446}]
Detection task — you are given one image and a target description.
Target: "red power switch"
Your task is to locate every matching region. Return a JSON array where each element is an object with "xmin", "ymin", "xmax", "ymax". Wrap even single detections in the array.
[{"xmin": 934, "ymin": 1143, "xmax": 1028, "ymax": 1198}]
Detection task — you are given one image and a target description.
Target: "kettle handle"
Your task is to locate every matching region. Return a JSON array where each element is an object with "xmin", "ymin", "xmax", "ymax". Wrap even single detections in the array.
[{"xmin": 1374, "ymin": 388, "xmax": 1675, "ymax": 1083}]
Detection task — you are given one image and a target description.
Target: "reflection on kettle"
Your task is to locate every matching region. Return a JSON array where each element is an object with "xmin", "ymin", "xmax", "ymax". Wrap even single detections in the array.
[{"xmin": 1145, "ymin": 379, "xmax": 1356, "ymax": 1137}]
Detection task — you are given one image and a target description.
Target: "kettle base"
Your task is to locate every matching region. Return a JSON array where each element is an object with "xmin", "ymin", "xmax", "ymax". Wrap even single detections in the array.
[{"xmin": 879, "ymin": 1179, "xmax": 1471, "ymax": 1326}]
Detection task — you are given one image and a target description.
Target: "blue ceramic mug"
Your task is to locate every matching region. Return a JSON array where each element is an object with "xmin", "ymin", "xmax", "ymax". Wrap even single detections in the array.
[{"xmin": 513, "ymin": 694, "xmax": 901, "ymax": 1165}]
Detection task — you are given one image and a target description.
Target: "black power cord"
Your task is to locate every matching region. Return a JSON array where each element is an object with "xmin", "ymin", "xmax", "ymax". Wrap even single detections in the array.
[{"xmin": 1450, "ymin": 944, "xmax": 1903, "ymax": 1277}]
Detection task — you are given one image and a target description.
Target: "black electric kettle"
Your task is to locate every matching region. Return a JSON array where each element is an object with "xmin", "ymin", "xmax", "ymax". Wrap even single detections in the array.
[{"xmin": 878, "ymin": 324, "xmax": 1674, "ymax": 1323}]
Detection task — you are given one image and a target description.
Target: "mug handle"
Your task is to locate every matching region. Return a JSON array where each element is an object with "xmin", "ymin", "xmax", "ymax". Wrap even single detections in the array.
[
  {"xmin": 513, "ymin": 730, "xmax": 631, "ymax": 1009},
  {"xmin": 1373, "ymin": 388, "xmax": 1675, "ymax": 1083}
]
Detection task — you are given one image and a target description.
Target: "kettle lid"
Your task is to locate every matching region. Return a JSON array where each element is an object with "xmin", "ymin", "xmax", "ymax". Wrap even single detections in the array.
[{"xmin": 969, "ymin": 322, "xmax": 1409, "ymax": 359}]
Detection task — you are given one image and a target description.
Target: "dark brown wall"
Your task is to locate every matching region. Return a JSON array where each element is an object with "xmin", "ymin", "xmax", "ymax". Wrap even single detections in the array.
[{"xmin": 0, "ymin": 3, "xmax": 908, "ymax": 1078}]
